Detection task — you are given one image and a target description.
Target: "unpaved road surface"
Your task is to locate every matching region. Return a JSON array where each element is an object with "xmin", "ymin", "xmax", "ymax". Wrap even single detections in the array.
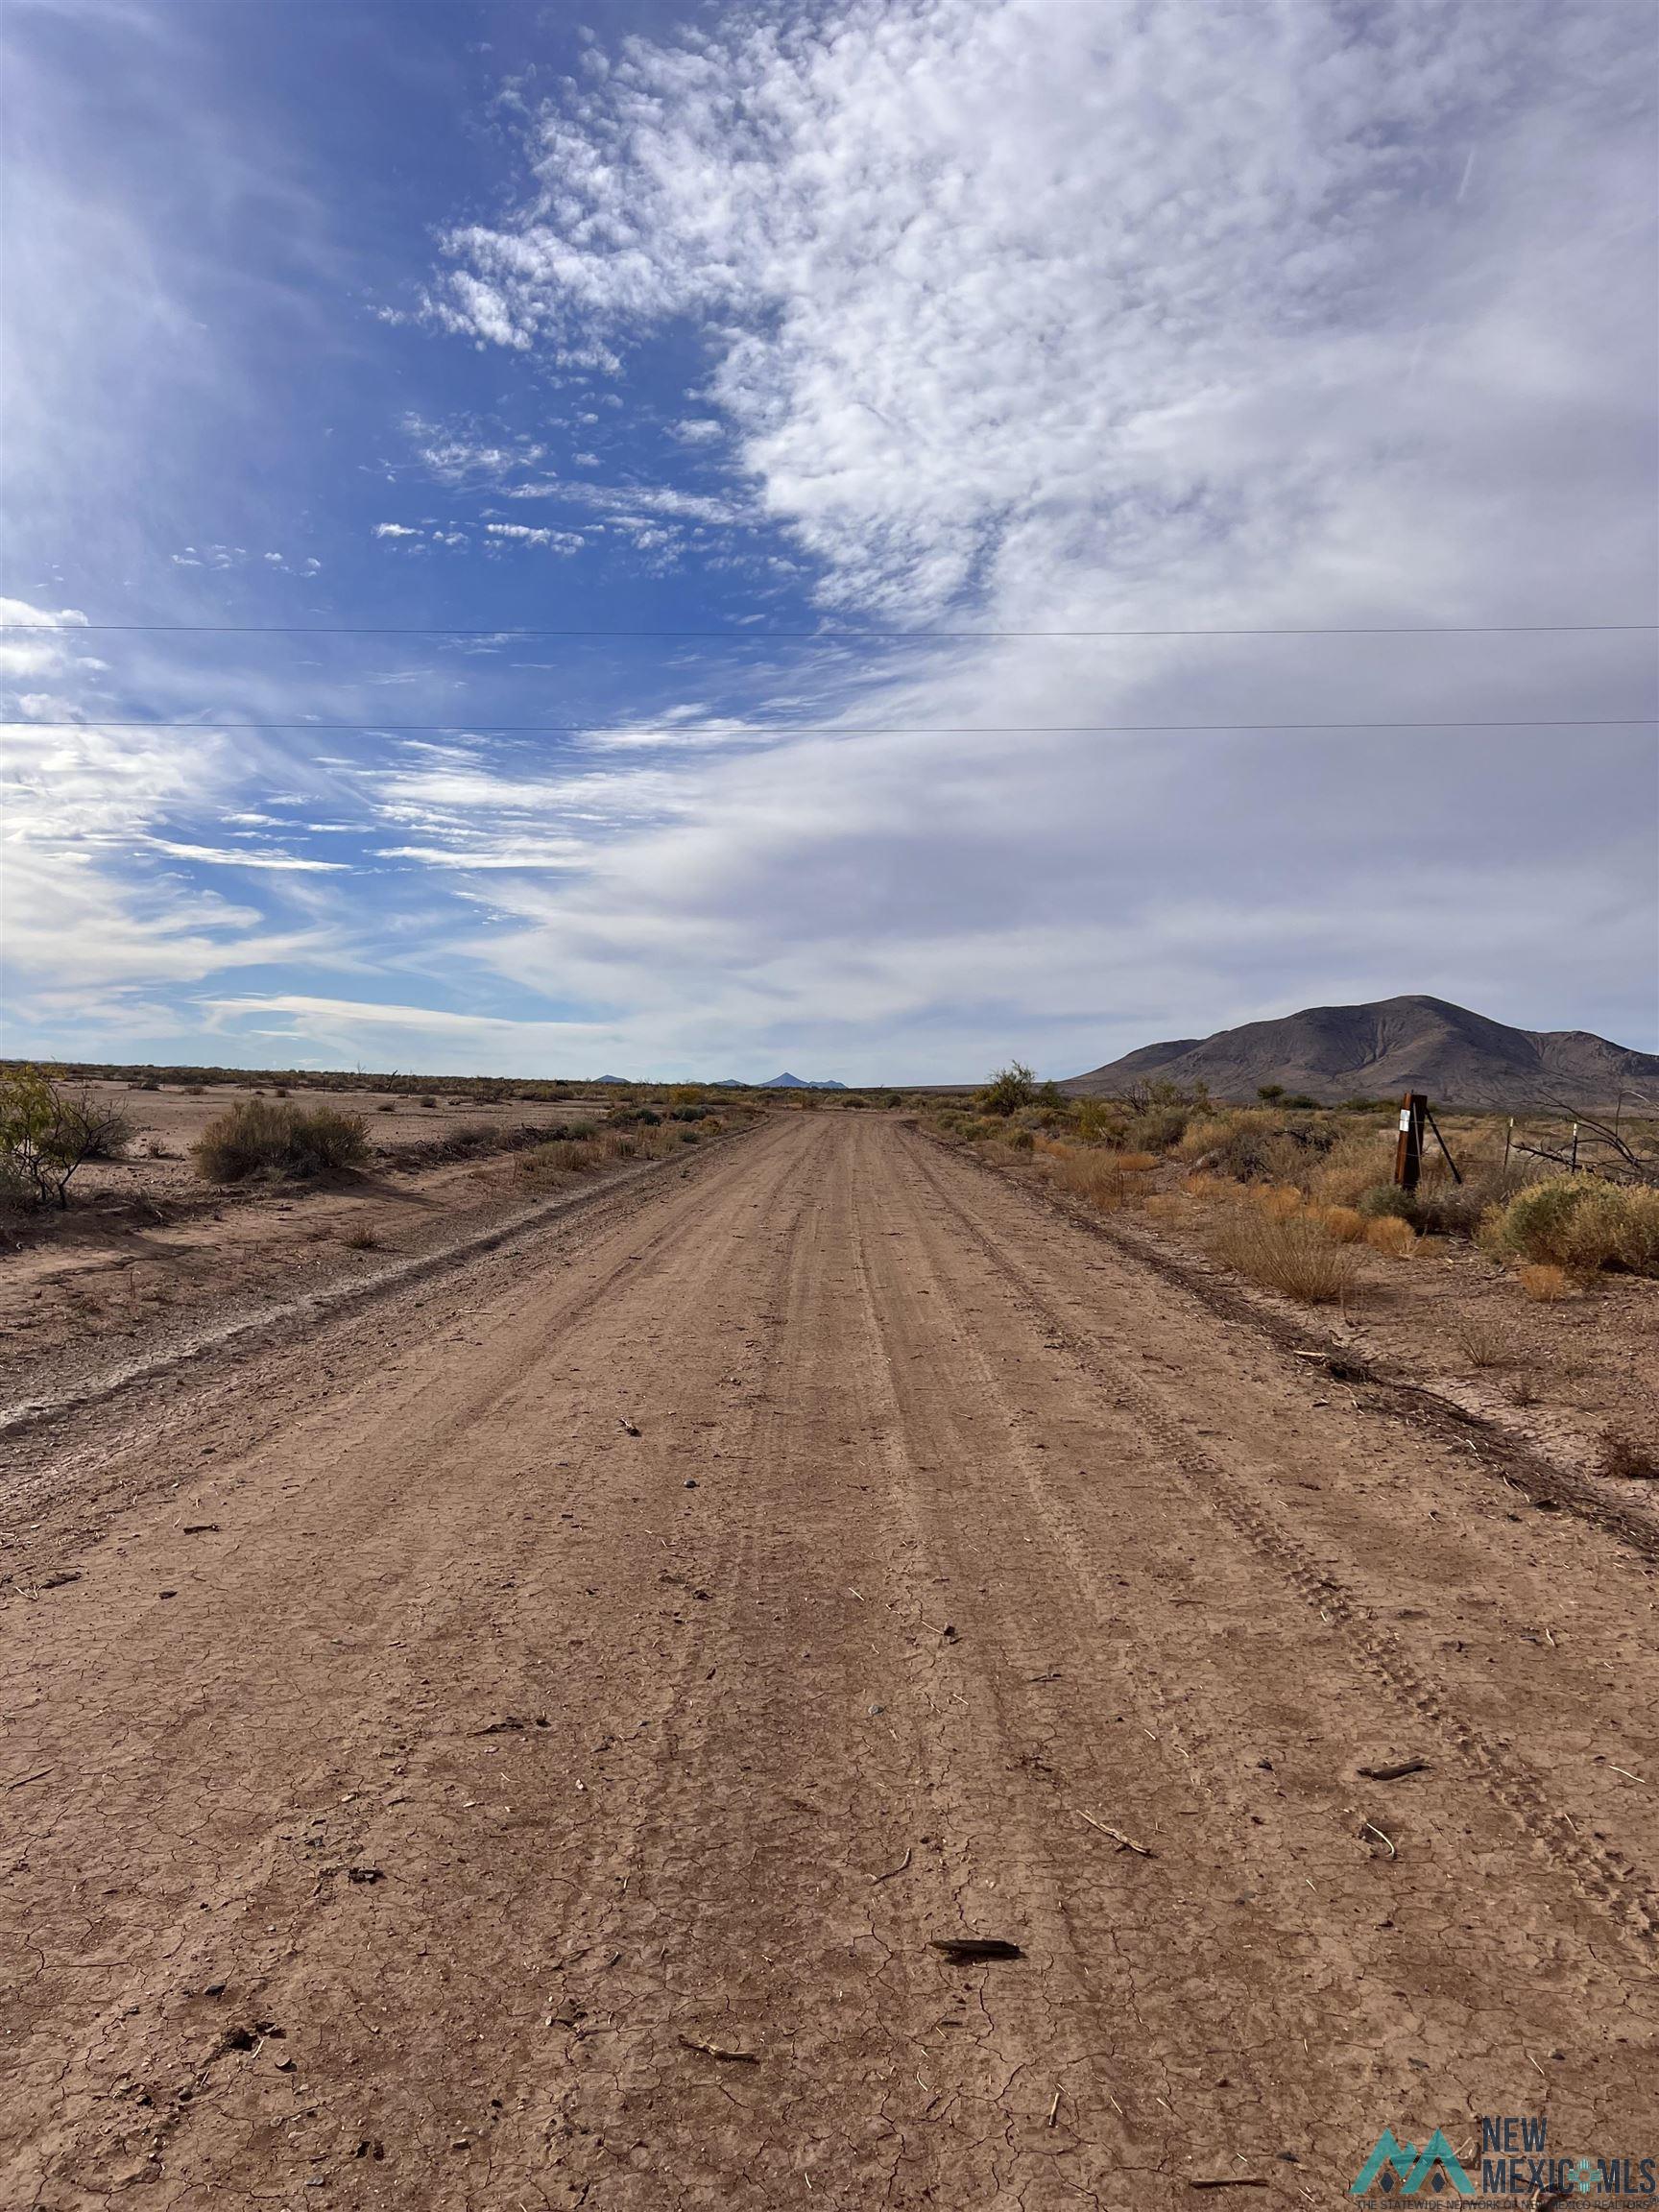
[{"xmin": 4, "ymin": 1115, "xmax": 1655, "ymax": 2209}]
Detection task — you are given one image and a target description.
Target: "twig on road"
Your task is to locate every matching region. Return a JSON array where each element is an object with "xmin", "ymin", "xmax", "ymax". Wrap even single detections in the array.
[{"xmin": 1077, "ymin": 1808, "xmax": 1154, "ymax": 1856}]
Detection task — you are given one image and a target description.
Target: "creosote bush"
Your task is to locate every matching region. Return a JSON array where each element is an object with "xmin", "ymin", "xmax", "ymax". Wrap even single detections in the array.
[{"xmin": 194, "ymin": 1099, "xmax": 370, "ymax": 1183}]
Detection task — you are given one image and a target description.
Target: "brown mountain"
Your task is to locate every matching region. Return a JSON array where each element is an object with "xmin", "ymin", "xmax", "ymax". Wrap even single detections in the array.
[{"xmin": 1062, "ymin": 996, "xmax": 1659, "ymax": 1108}]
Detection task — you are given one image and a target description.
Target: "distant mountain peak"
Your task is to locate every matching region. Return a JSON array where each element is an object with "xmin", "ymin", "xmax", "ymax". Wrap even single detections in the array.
[
  {"xmin": 1062, "ymin": 996, "xmax": 1658, "ymax": 1108},
  {"xmin": 761, "ymin": 1071, "xmax": 847, "ymax": 1089}
]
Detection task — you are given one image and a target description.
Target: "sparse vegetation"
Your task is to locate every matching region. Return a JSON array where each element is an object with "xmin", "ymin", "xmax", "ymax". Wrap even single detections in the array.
[
  {"xmin": 1204, "ymin": 1207, "xmax": 1360, "ymax": 1305},
  {"xmin": 0, "ymin": 1067, "xmax": 135, "ymax": 1209},
  {"xmin": 194, "ymin": 1099, "xmax": 371, "ymax": 1183},
  {"xmin": 1599, "ymin": 1426, "xmax": 1659, "ymax": 1480},
  {"xmin": 1455, "ymin": 1318, "xmax": 1516, "ymax": 1370}
]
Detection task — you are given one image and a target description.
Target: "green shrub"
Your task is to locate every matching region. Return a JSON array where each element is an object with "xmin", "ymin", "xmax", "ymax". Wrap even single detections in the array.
[
  {"xmin": 194, "ymin": 1099, "xmax": 369, "ymax": 1183},
  {"xmin": 978, "ymin": 1062, "xmax": 1036, "ymax": 1116},
  {"xmin": 1359, "ymin": 1182, "xmax": 1415, "ymax": 1221},
  {"xmin": 1125, "ymin": 1105, "xmax": 1190, "ymax": 1153},
  {"xmin": 1486, "ymin": 1175, "xmax": 1659, "ymax": 1277},
  {"xmin": 0, "ymin": 1068, "xmax": 135, "ymax": 1208}
]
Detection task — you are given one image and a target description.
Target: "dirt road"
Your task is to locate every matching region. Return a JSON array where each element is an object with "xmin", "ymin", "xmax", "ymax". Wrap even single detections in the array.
[{"xmin": 4, "ymin": 1114, "xmax": 1655, "ymax": 2208}]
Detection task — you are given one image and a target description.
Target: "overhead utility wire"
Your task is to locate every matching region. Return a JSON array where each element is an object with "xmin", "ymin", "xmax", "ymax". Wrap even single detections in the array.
[
  {"xmin": 12, "ymin": 716, "xmax": 1653, "ymax": 734},
  {"xmin": 0, "ymin": 621, "xmax": 1651, "ymax": 640}
]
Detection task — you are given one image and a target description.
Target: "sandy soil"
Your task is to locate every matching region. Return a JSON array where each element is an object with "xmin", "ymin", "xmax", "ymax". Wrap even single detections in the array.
[
  {"xmin": 2, "ymin": 1114, "xmax": 1654, "ymax": 2209},
  {"xmin": 0, "ymin": 1086, "xmax": 642, "ymax": 1404}
]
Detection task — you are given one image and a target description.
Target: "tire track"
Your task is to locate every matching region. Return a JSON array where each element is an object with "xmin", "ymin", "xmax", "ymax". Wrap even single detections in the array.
[{"xmin": 901, "ymin": 1127, "xmax": 1659, "ymax": 1964}]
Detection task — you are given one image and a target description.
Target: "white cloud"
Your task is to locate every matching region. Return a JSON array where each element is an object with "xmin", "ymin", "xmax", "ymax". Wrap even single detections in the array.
[
  {"xmin": 148, "ymin": 839, "xmax": 349, "ymax": 872},
  {"xmin": 412, "ymin": 0, "xmax": 1656, "ymax": 1070},
  {"xmin": 373, "ymin": 521, "xmax": 419, "ymax": 539},
  {"xmin": 436, "ymin": 0, "xmax": 1654, "ymax": 629},
  {"xmin": 484, "ymin": 521, "xmax": 583, "ymax": 552}
]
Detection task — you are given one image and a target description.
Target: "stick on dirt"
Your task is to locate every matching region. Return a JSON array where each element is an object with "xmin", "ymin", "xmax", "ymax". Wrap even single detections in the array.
[{"xmin": 1077, "ymin": 1808, "xmax": 1154, "ymax": 1856}]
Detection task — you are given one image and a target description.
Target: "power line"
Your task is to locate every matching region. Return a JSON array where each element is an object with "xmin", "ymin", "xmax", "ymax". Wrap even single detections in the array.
[
  {"xmin": 9, "ymin": 716, "xmax": 1654, "ymax": 734},
  {"xmin": 0, "ymin": 620, "xmax": 1653, "ymax": 640}
]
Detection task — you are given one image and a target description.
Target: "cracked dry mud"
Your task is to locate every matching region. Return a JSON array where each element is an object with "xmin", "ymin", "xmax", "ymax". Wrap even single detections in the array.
[{"xmin": 3, "ymin": 1114, "xmax": 1655, "ymax": 2208}]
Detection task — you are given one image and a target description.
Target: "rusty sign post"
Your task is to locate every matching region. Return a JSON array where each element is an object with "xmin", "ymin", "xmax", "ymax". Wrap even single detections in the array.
[{"xmin": 1393, "ymin": 1091, "xmax": 1427, "ymax": 1191}]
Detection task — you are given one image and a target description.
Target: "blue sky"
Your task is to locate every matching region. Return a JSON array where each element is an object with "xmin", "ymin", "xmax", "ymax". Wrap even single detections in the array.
[{"xmin": 3, "ymin": 0, "xmax": 1655, "ymax": 1080}]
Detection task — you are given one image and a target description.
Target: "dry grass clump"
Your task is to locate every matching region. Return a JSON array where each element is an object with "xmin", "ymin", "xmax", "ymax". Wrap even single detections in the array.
[
  {"xmin": 195, "ymin": 1099, "xmax": 369, "ymax": 1183},
  {"xmin": 1142, "ymin": 1193, "xmax": 1185, "ymax": 1224},
  {"xmin": 1253, "ymin": 1185, "xmax": 1303, "ymax": 1221},
  {"xmin": 1518, "ymin": 1262, "xmax": 1573, "ymax": 1303},
  {"xmin": 1045, "ymin": 1143, "xmax": 1159, "ymax": 1214},
  {"xmin": 1455, "ymin": 1317, "xmax": 1516, "ymax": 1370},
  {"xmin": 1316, "ymin": 1205, "xmax": 1366, "ymax": 1244},
  {"xmin": 530, "ymin": 1137, "xmax": 605, "ymax": 1175},
  {"xmin": 1205, "ymin": 1209, "xmax": 1360, "ymax": 1306},
  {"xmin": 1364, "ymin": 1214, "xmax": 1417, "ymax": 1259}
]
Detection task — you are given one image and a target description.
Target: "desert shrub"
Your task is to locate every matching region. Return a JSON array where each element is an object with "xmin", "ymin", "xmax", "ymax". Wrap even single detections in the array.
[
  {"xmin": 1489, "ymin": 1176, "xmax": 1659, "ymax": 1278},
  {"xmin": 1125, "ymin": 1104, "xmax": 1190, "ymax": 1153},
  {"xmin": 979, "ymin": 1062, "xmax": 1036, "ymax": 1116},
  {"xmin": 1359, "ymin": 1182, "xmax": 1415, "ymax": 1221},
  {"xmin": 1402, "ymin": 1180, "xmax": 1491, "ymax": 1238},
  {"xmin": 420, "ymin": 1095, "xmax": 437, "ymax": 1109},
  {"xmin": 194, "ymin": 1099, "xmax": 369, "ymax": 1183},
  {"xmin": 1005, "ymin": 1126, "xmax": 1036, "ymax": 1152},
  {"xmin": 449, "ymin": 1122, "xmax": 501, "ymax": 1154},
  {"xmin": 1075, "ymin": 1100, "xmax": 1126, "ymax": 1144},
  {"xmin": 1206, "ymin": 1210, "xmax": 1360, "ymax": 1305},
  {"xmin": 1364, "ymin": 1214, "xmax": 1417, "ymax": 1258},
  {"xmin": 340, "ymin": 1226, "xmax": 380, "ymax": 1251},
  {"xmin": 1143, "ymin": 1193, "xmax": 1184, "ymax": 1223},
  {"xmin": 1518, "ymin": 1262, "xmax": 1572, "ymax": 1303},
  {"xmin": 1194, "ymin": 1113, "xmax": 1296, "ymax": 1184},
  {"xmin": 0, "ymin": 1068, "xmax": 136, "ymax": 1208},
  {"xmin": 1599, "ymin": 1426, "xmax": 1659, "ymax": 1479},
  {"xmin": 1456, "ymin": 1318, "xmax": 1516, "ymax": 1370}
]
